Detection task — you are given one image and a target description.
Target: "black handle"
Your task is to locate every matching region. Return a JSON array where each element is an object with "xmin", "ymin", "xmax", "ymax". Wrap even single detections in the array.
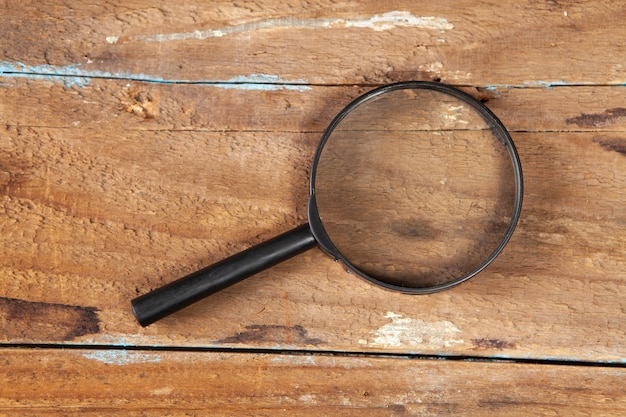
[{"xmin": 131, "ymin": 224, "xmax": 316, "ymax": 326}]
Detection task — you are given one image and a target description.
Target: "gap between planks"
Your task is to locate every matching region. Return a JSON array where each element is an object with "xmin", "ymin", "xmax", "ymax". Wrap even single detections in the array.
[{"xmin": 1, "ymin": 343, "xmax": 624, "ymax": 369}]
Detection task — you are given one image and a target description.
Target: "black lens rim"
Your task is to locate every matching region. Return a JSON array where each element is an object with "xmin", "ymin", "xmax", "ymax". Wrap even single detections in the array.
[{"xmin": 307, "ymin": 81, "xmax": 523, "ymax": 293}]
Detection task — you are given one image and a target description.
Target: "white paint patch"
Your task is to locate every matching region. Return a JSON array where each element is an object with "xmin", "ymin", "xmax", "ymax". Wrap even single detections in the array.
[
  {"xmin": 418, "ymin": 61, "xmax": 444, "ymax": 74},
  {"xmin": 83, "ymin": 350, "xmax": 162, "ymax": 365},
  {"xmin": 271, "ymin": 355, "xmax": 319, "ymax": 366},
  {"xmin": 270, "ymin": 355, "xmax": 373, "ymax": 369},
  {"xmin": 444, "ymin": 105, "xmax": 469, "ymax": 124},
  {"xmin": 0, "ymin": 61, "xmax": 91, "ymax": 87},
  {"xmin": 298, "ymin": 394, "xmax": 318, "ymax": 405},
  {"xmin": 108, "ymin": 11, "xmax": 453, "ymax": 44},
  {"xmin": 150, "ymin": 387, "xmax": 174, "ymax": 396},
  {"xmin": 368, "ymin": 312, "xmax": 464, "ymax": 348},
  {"xmin": 340, "ymin": 12, "xmax": 454, "ymax": 31}
]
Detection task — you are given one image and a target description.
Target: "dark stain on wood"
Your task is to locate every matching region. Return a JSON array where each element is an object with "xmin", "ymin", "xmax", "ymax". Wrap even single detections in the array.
[
  {"xmin": 471, "ymin": 338, "xmax": 516, "ymax": 350},
  {"xmin": 391, "ymin": 219, "xmax": 438, "ymax": 240},
  {"xmin": 217, "ymin": 324, "xmax": 325, "ymax": 346},
  {"xmin": 592, "ymin": 137, "xmax": 626, "ymax": 156},
  {"xmin": 0, "ymin": 154, "xmax": 34, "ymax": 194},
  {"xmin": 0, "ymin": 296, "xmax": 100, "ymax": 341},
  {"xmin": 565, "ymin": 107, "xmax": 626, "ymax": 128}
]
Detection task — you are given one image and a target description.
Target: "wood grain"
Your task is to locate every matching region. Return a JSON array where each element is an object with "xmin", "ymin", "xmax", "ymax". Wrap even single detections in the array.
[
  {"xmin": 2, "ymin": 1, "xmax": 626, "ymax": 86},
  {"xmin": 1, "ymin": 80, "xmax": 624, "ymax": 362},
  {"xmin": 1, "ymin": 1, "xmax": 625, "ymax": 413},
  {"xmin": 1, "ymin": 348, "xmax": 624, "ymax": 416}
]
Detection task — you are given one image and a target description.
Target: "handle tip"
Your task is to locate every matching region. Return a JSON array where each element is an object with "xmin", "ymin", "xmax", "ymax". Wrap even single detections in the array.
[{"xmin": 130, "ymin": 296, "xmax": 156, "ymax": 327}]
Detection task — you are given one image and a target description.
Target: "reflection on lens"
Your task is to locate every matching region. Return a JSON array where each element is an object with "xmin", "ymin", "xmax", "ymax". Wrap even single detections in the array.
[{"xmin": 314, "ymin": 87, "xmax": 517, "ymax": 289}]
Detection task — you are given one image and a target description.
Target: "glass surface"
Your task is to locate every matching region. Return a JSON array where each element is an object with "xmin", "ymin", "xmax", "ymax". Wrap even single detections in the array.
[{"xmin": 314, "ymin": 88, "xmax": 517, "ymax": 288}]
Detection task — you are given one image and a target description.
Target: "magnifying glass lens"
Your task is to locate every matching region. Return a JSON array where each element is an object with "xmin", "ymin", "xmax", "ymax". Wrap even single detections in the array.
[{"xmin": 314, "ymin": 87, "xmax": 518, "ymax": 289}]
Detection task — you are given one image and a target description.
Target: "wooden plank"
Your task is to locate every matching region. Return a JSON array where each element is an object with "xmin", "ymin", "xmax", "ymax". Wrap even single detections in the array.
[
  {"xmin": 1, "ymin": 1, "xmax": 626, "ymax": 86},
  {"xmin": 2, "ymin": 2, "xmax": 625, "ymax": 415},
  {"xmin": 3, "ymin": 80, "xmax": 626, "ymax": 133},
  {"xmin": 0, "ymin": 83, "xmax": 624, "ymax": 361},
  {"xmin": 0, "ymin": 348, "xmax": 624, "ymax": 416}
]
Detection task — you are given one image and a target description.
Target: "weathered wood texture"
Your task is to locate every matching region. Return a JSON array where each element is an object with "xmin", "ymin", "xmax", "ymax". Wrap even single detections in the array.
[
  {"xmin": 1, "ymin": 349, "xmax": 625, "ymax": 416},
  {"xmin": 2, "ymin": 1, "xmax": 626, "ymax": 86},
  {"xmin": 1, "ymin": 82, "xmax": 624, "ymax": 362},
  {"xmin": 1, "ymin": 0, "xmax": 625, "ymax": 414}
]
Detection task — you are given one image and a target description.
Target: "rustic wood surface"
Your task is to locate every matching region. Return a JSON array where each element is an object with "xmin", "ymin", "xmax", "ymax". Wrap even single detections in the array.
[
  {"xmin": 1, "ymin": 0, "xmax": 625, "ymax": 414},
  {"xmin": 1, "ymin": 348, "xmax": 625, "ymax": 416}
]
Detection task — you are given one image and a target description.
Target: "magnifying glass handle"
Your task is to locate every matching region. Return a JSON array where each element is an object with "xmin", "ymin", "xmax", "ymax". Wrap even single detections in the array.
[{"xmin": 131, "ymin": 224, "xmax": 316, "ymax": 327}]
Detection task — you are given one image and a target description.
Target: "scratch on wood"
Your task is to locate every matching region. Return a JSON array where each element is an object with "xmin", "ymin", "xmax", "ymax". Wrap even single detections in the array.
[
  {"xmin": 592, "ymin": 137, "xmax": 626, "ymax": 156},
  {"xmin": 0, "ymin": 296, "xmax": 100, "ymax": 341},
  {"xmin": 107, "ymin": 11, "xmax": 454, "ymax": 44},
  {"xmin": 217, "ymin": 324, "xmax": 324, "ymax": 346},
  {"xmin": 566, "ymin": 108, "xmax": 626, "ymax": 128}
]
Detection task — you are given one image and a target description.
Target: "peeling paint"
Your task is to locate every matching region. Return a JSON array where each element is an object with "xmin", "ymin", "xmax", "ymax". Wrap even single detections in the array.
[
  {"xmin": 0, "ymin": 62, "xmax": 92, "ymax": 87},
  {"xmin": 83, "ymin": 350, "xmax": 161, "ymax": 365},
  {"xmin": 0, "ymin": 61, "xmax": 165, "ymax": 87},
  {"xmin": 368, "ymin": 312, "xmax": 464, "ymax": 348},
  {"xmin": 108, "ymin": 11, "xmax": 454, "ymax": 44},
  {"xmin": 340, "ymin": 12, "xmax": 453, "ymax": 31},
  {"xmin": 0, "ymin": 61, "xmax": 310, "ymax": 91}
]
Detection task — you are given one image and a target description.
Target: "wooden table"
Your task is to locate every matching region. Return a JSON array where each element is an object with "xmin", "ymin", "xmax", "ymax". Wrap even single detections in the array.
[{"xmin": 1, "ymin": 1, "xmax": 625, "ymax": 415}]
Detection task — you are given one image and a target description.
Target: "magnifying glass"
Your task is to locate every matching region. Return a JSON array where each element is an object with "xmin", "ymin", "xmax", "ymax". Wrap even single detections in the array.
[{"xmin": 131, "ymin": 81, "xmax": 523, "ymax": 327}]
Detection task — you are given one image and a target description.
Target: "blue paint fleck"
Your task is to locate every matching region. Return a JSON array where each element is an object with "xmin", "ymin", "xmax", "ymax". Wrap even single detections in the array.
[
  {"xmin": 83, "ymin": 350, "xmax": 161, "ymax": 365},
  {"xmin": 220, "ymin": 74, "xmax": 311, "ymax": 91},
  {"xmin": 0, "ymin": 61, "xmax": 91, "ymax": 87},
  {"xmin": 482, "ymin": 80, "xmax": 618, "ymax": 90},
  {"xmin": 0, "ymin": 61, "xmax": 311, "ymax": 91},
  {"xmin": 522, "ymin": 80, "xmax": 570, "ymax": 89}
]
